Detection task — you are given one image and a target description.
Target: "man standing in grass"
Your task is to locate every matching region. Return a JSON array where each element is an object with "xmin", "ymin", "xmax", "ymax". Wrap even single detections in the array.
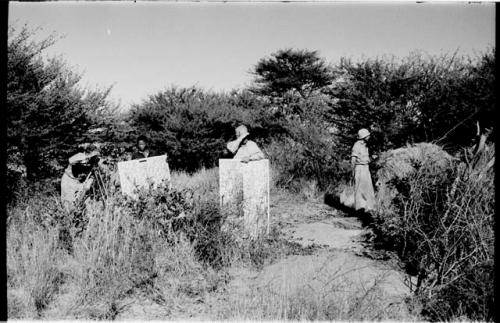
[
  {"xmin": 351, "ymin": 128, "xmax": 376, "ymax": 212},
  {"xmin": 227, "ymin": 125, "xmax": 266, "ymax": 163},
  {"xmin": 60, "ymin": 151, "xmax": 99, "ymax": 212}
]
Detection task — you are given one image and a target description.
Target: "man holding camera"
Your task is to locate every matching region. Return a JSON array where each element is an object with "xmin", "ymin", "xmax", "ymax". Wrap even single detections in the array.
[{"xmin": 60, "ymin": 150, "xmax": 100, "ymax": 212}]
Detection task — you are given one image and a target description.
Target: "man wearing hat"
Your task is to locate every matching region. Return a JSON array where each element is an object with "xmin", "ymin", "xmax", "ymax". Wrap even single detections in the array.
[
  {"xmin": 227, "ymin": 125, "xmax": 265, "ymax": 163},
  {"xmin": 351, "ymin": 128, "xmax": 376, "ymax": 212},
  {"xmin": 60, "ymin": 151, "xmax": 99, "ymax": 212}
]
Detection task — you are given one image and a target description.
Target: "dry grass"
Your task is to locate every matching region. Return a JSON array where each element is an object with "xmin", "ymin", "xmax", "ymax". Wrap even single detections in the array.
[
  {"xmin": 7, "ymin": 215, "xmax": 66, "ymax": 318},
  {"xmin": 68, "ymin": 201, "xmax": 149, "ymax": 319},
  {"xmin": 170, "ymin": 167, "xmax": 219, "ymax": 197},
  {"xmin": 6, "ymin": 174, "xmax": 226, "ymax": 319},
  {"xmin": 213, "ymin": 251, "xmax": 418, "ymax": 321}
]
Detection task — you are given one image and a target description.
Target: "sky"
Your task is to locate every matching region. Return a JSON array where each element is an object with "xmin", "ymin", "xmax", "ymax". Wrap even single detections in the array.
[{"xmin": 9, "ymin": 1, "xmax": 495, "ymax": 109}]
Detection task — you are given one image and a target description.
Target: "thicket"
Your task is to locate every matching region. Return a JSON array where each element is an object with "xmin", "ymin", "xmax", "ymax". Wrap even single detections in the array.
[
  {"xmin": 126, "ymin": 87, "xmax": 270, "ymax": 172},
  {"xmin": 328, "ymin": 50, "xmax": 495, "ymax": 156},
  {"xmin": 371, "ymin": 142, "xmax": 494, "ymax": 321}
]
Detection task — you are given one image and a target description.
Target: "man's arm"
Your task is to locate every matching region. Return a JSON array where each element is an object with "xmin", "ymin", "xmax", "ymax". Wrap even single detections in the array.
[
  {"xmin": 351, "ymin": 156, "xmax": 357, "ymax": 169},
  {"xmin": 351, "ymin": 143, "xmax": 359, "ymax": 178},
  {"xmin": 75, "ymin": 177, "xmax": 94, "ymax": 203}
]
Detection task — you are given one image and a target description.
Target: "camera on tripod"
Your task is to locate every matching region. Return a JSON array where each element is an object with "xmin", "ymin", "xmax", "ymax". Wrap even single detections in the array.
[{"xmin": 86, "ymin": 154, "xmax": 101, "ymax": 168}]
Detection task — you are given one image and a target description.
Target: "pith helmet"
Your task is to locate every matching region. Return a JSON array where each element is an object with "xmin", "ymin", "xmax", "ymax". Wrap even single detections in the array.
[
  {"xmin": 68, "ymin": 151, "xmax": 99, "ymax": 165},
  {"xmin": 235, "ymin": 125, "xmax": 250, "ymax": 139},
  {"xmin": 357, "ymin": 128, "xmax": 371, "ymax": 140}
]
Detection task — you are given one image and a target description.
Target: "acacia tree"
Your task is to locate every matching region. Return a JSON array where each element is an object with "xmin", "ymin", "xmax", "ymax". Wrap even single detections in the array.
[
  {"xmin": 7, "ymin": 25, "xmax": 115, "ymax": 183},
  {"xmin": 250, "ymin": 49, "xmax": 343, "ymax": 188},
  {"xmin": 251, "ymin": 48, "xmax": 334, "ymax": 101}
]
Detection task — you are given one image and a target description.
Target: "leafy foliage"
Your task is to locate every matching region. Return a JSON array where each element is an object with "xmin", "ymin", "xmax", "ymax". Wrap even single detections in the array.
[
  {"xmin": 329, "ymin": 50, "xmax": 495, "ymax": 155},
  {"xmin": 127, "ymin": 87, "xmax": 268, "ymax": 172},
  {"xmin": 7, "ymin": 25, "xmax": 116, "ymax": 182},
  {"xmin": 252, "ymin": 48, "xmax": 334, "ymax": 100}
]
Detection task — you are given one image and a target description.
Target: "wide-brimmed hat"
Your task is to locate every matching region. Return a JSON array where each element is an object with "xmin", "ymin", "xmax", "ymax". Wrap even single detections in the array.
[
  {"xmin": 68, "ymin": 151, "xmax": 99, "ymax": 165},
  {"xmin": 357, "ymin": 128, "xmax": 371, "ymax": 140},
  {"xmin": 227, "ymin": 125, "xmax": 250, "ymax": 153}
]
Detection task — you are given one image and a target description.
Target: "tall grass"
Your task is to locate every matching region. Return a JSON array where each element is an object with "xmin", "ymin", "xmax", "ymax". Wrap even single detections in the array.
[
  {"xmin": 7, "ymin": 195, "xmax": 68, "ymax": 318},
  {"xmin": 6, "ymin": 171, "xmax": 229, "ymax": 319},
  {"xmin": 214, "ymin": 253, "xmax": 417, "ymax": 321},
  {"xmin": 7, "ymin": 224, "xmax": 65, "ymax": 318},
  {"xmin": 69, "ymin": 201, "xmax": 151, "ymax": 319}
]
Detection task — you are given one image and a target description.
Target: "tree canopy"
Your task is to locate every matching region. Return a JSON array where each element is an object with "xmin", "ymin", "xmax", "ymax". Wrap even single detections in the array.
[
  {"xmin": 251, "ymin": 48, "xmax": 334, "ymax": 100},
  {"xmin": 7, "ymin": 25, "xmax": 115, "ymax": 182},
  {"xmin": 327, "ymin": 51, "xmax": 496, "ymax": 155}
]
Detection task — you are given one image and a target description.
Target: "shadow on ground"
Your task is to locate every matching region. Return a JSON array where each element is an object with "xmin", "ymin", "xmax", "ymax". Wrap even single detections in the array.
[{"xmin": 324, "ymin": 193, "xmax": 374, "ymax": 227}]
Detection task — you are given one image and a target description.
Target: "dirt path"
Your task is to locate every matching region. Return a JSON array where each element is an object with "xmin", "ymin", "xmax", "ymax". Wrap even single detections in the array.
[
  {"xmin": 274, "ymin": 192, "xmax": 410, "ymax": 298},
  {"xmin": 203, "ymin": 192, "xmax": 414, "ymax": 320}
]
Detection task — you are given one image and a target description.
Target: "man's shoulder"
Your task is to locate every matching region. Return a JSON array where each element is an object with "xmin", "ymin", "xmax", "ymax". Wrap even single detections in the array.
[
  {"xmin": 352, "ymin": 141, "xmax": 365, "ymax": 153},
  {"xmin": 244, "ymin": 140, "xmax": 259, "ymax": 147},
  {"xmin": 353, "ymin": 140, "xmax": 366, "ymax": 147}
]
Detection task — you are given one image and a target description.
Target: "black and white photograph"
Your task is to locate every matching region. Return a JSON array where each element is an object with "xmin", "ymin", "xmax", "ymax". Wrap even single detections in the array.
[{"xmin": 6, "ymin": 1, "xmax": 495, "ymax": 321}]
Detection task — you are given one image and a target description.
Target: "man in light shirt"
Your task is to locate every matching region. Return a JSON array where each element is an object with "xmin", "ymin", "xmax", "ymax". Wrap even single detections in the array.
[
  {"xmin": 226, "ymin": 125, "xmax": 265, "ymax": 163},
  {"xmin": 60, "ymin": 151, "xmax": 98, "ymax": 212},
  {"xmin": 351, "ymin": 128, "xmax": 376, "ymax": 212}
]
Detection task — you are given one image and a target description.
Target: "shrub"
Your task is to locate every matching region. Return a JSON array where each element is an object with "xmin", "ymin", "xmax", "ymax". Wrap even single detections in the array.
[
  {"xmin": 371, "ymin": 143, "xmax": 494, "ymax": 321},
  {"xmin": 265, "ymin": 132, "xmax": 348, "ymax": 192},
  {"xmin": 374, "ymin": 142, "xmax": 455, "ymax": 216},
  {"xmin": 170, "ymin": 168, "xmax": 236, "ymax": 268}
]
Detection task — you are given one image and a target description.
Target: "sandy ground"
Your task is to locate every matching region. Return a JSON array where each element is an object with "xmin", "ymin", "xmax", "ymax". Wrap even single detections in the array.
[{"xmin": 195, "ymin": 191, "xmax": 413, "ymax": 320}]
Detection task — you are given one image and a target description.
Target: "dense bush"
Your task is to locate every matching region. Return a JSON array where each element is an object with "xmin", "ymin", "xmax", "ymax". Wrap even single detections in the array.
[
  {"xmin": 7, "ymin": 25, "xmax": 117, "ymax": 184},
  {"xmin": 328, "ymin": 50, "xmax": 495, "ymax": 155},
  {"xmin": 371, "ymin": 143, "xmax": 494, "ymax": 321},
  {"xmin": 127, "ymin": 87, "xmax": 265, "ymax": 172}
]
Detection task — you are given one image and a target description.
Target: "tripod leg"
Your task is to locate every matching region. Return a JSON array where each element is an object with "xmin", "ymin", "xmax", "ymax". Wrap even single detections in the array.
[{"xmin": 97, "ymin": 169, "xmax": 108, "ymax": 200}]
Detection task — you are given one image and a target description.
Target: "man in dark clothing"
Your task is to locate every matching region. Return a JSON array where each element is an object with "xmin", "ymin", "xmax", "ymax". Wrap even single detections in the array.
[{"xmin": 132, "ymin": 135, "xmax": 157, "ymax": 160}]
